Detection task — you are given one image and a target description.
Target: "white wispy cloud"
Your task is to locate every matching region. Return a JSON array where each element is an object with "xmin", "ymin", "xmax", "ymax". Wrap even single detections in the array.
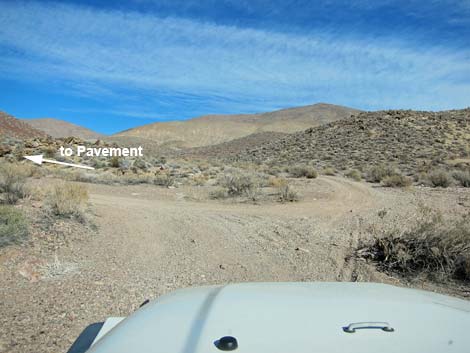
[{"xmin": 0, "ymin": 0, "xmax": 469, "ymax": 114}]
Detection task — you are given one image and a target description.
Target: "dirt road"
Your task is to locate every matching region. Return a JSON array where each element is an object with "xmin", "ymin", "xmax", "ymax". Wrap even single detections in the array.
[{"xmin": 1, "ymin": 176, "xmax": 467, "ymax": 353}]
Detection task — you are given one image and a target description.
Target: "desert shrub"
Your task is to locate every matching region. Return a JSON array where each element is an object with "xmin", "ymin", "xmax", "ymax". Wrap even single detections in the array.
[
  {"xmin": 278, "ymin": 184, "xmax": 300, "ymax": 202},
  {"xmin": 288, "ymin": 165, "xmax": 318, "ymax": 179},
  {"xmin": 265, "ymin": 165, "xmax": 282, "ymax": 176},
  {"xmin": 427, "ymin": 170, "xmax": 452, "ymax": 188},
  {"xmin": 109, "ymin": 156, "xmax": 120, "ymax": 168},
  {"xmin": 261, "ymin": 173, "xmax": 274, "ymax": 187},
  {"xmin": 132, "ymin": 158, "xmax": 148, "ymax": 171},
  {"xmin": 46, "ymin": 183, "xmax": 89, "ymax": 218},
  {"xmin": 345, "ymin": 169, "xmax": 362, "ymax": 181},
  {"xmin": 91, "ymin": 159, "xmax": 106, "ymax": 169},
  {"xmin": 119, "ymin": 159, "xmax": 132, "ymax": 171},
  {"xmin": 197, "ymin": 162, "xmax": 210, "ymax": 172},
  {"xmin": 122, "ymin": 174, "xmax": 153, "ymax": 185},
  {"xmin": 366, "ymin": 165, "xmax": 397, "ymax": 183},
  {"xmin": 0, "ymin": 205, "xmax": 28, "ymax": 247},
  {"xmin": 453, "ymin": 171, "xmax": 470, "ymax": 187},
  {"xmin": 358, "ymin": 208, "xmax": 470, "ymax": 281},
  {"xmin": 219, "ymin": 172, "xmax": 259, "ymax": 196},
  {"xmin": 268, "ymin": 177, "xmax": 300, "ymax": 202},
  {"xmin": 209, "ymin": 187, "xmax": 228, "ymax": 199},
  {"xmin": 322, "ymin": 167, "xmax": 336, "ymax": 176},
  {"xmin": 0, "ymin": 164, "xmax": 29, "ymax": 204},
  {"xmin": 244, "ymin": 186, "xmax": 261, "ymax": 202},
  {"xmin": 268, "ymin": 176, "xmax": 287, "ymax": 188},
  {"xmin": 192, "ymin": 173, "xmax": 208, "ymax": 186},
  {"xmin": 154, "ymin": 172, "xmax": 174, "ymax": 187},
  {"xmin": 44, "ymin": 146, "xmax": 56, "ymax": 158},
  {"xmin": 66, "ymin": 170, "xmax": 117, "ymax": 185},
  {"xmin": 382, "ymin": 174, "xmax": 412, "ymax": 188}
]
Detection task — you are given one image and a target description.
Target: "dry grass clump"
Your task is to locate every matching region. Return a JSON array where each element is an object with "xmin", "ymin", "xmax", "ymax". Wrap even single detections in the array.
[
  {"xmin": 288, "ymin": 165, "xmax": 317, "ymax": 179},
  {"xmin": 209, "ymin": 187, "xmax": 228, "ymax": 200},
  {"xmin": 345, "ymin": 169, "xmax": 362, "ymax": 181},
  {"xmin": 358, "ymin": 208, "xmax": 470, "ymax": 282},
  {"xmin": 366, "ymin": 165, "xmax": 397, "ymax": 183},
  {"xmin": 268, "ymin": 176, "xmax": 287, "ymax": 188},
  {"xmin": 453, "ymin": 171, "xmax": 470, "ymax": 187},
  {"xmin": 218, "ymin": 171, "xmax": 259, "ymax": 196},
  {"xmin": 427, "ymin": 170, "xmax": 452, "ymax": 188},
  {"xmin": 191, "ymin": 173, "xmax": 208, "ymax": 186},
  {"xmin": 109, "ymin": 156, "xmax": 120, "ymax": 168},
  {"xmin": 46, "ymin": 183, "xmax": 89, "ymax": 218},
  {"xmin": 153, "ymin": 172, "xmax": 175, "ymax": 187},
  {"xmin": 265, "ymin": 165, "xmax": 282, "ymax": 176},
  {"xmin": 268, "ymin": 177, "xmax": 300, "ymax": 202},
  {"xmin": 122, "ymin": 174, "xmax": 153, "ymax": 185},
  {"xmin": 278, "ymin": 184, "xmax": 300, "ymax": 202},
  {"xmin": 0, "ymin": 163, "xmax": 30, "ymax": 204},
  {"xmin": 322, "ymin": 167, "xmax": 336, "ymax": 176},
  {"xmin": 382, "ymin": 174, "xmax": 412, "ymax": 188},
  {"xmin": 0, "ymin": 205, "xmax": 28, "ymax": 247},
  {"xmin": 66, "ymin": 170, "xmax": 117, "ymax": 185}
]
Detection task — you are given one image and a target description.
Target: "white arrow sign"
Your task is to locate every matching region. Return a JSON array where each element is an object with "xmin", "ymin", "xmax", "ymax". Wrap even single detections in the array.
[{"xmin": 24, "ymin": 155, "xmax": 95, "ymax": 170}]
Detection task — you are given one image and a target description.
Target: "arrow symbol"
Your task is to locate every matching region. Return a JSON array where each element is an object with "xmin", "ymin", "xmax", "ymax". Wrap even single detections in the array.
[{"xmin": 24, "ymin": 155, "xmax": 95, "ymax": 170}]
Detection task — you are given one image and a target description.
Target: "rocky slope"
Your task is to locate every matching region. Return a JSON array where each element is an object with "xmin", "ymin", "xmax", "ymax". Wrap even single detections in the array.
[
  {"xmin": 0, "ymin": 111, "xmax": 47, "ymax": 140},
  {"xmin": 23, "ymin": 118, "xmax": 102, "ymax": 140},
  {"xmin": 180, "ymin": 131, "xmax": 289, "ymax": 160},
  {"xmin": 115, "ymin": 103, "xmax": 360, "ymax": 148},
  {"xmin": 214, "ymin": 109, "xmax": 470, "ymax": 175}
]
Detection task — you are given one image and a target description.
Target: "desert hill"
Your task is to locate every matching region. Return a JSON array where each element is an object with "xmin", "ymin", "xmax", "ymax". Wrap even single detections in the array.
[
  {"xmin": 23, "ymin": 118, "xmax": 103, "ymax": 140},
  {"xmin": 115, "ymin": 103, "xmax": 360, "ymax": 148},
  {"xmin": 0, "ymin": 111, "xmax": 47, "ymax": 140},
  {"xmin": 206, "ymin": 109, "xmax": 470, "ymax": 176},
  {"xmin": 180, "ymin": 131, "xmax": 290, "ymax": 160}
]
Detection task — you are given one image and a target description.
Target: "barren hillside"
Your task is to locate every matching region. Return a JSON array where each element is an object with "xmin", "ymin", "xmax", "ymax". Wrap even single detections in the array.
[
  {"xmin": 0, "ymin": 111, "xmax": 47, "ymax": 139},
  {"xmin": 23, "ymin": 118, "xmax": 102, "ymax": 140},
  {"xmin": 115, "ymin": 103, "xmax": 360, "ymax": 148},
  {"xmin": 180, "ymin": 131, "xmax": 290, "ymax": 160}
]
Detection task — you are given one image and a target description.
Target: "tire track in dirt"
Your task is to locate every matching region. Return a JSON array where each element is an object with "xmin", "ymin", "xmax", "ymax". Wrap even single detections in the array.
[{"xmin": 87, "ymin": 176, "xmax": 379, "ymax": 287}]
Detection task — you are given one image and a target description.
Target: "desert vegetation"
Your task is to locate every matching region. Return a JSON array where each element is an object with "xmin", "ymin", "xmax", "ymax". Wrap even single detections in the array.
[
  {"xmin": 0, "ymin": 205, "xmax": 29, "ymax": 247},
  {"xmin": 288, "ymin": 165, "xmax": 318, "ymax": 179},
  {"xmin": 426, "ymin": 170, "xmax": 453, "ymax": 188},
  {"xmin": 187, "ymin": 109, "xmax": 470, "ymax": 189},
  {"xmin": 0, "ymin": 163, "xmax": 31, "ymax": 204},
  {"xmin": 453, "ymin": 171, "xmax": 470, "ymax": 187},
  {"xmin": 345, "ymin": 169, "xmax": 362, "ymax": 181},
  {"xmin": 275, "ymin": 180, "xmax": 300, "ymax": 202},
  {"xmin": 381, "ymin": 174, "xmax": 412, "ymax": 188},
  {"xmin": 366, "ymin": 165, "xmax": 399, "ymax": 183},
  {"xmin": 46, "ymin": 182, "xmax": 89, "ymax": 219},
  {"xmin": 358, "ymin": 207, "xmax": 470, "ymax": 282}
]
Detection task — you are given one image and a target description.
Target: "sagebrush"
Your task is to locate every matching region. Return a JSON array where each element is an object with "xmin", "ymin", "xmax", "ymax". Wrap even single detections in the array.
[
  {"xmin": 219, "ymin": 172, "xmax": 259, "ymax": 196},
  {"xmin": 0, "ymin": 163, "xmax": 30, "ymax": 204},
  {"xmin": 0, "ymin": 205, "xmax": 28, "ymax": 247},
  {"xmin": 427, "ymin": 170, "xmax": 452, "ymax": 188},
  {"xmin": 288, "ymin": 165, "xmax": 317, "ymax": 179},
  {"xmin": 47, "ymin": 183, "xmax": 89, "ymax": 218},
  {"xmin": 382, "ymin": 174, "xmax": 412, "ymax": 188},
  {"xmin": 358, "ymin": 208, "xmax": 470, "ymax": 282}
]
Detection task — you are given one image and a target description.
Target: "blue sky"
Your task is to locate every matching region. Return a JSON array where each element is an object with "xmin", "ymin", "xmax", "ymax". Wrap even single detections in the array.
[{"xmin": 0, "ymin": 0, "xmax": 469, "ymax": 134}]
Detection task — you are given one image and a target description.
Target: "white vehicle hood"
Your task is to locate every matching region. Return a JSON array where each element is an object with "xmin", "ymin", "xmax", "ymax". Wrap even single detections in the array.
[{"xmin": 88, "ymin": 282, "xmax": 470, "ymax": 353}]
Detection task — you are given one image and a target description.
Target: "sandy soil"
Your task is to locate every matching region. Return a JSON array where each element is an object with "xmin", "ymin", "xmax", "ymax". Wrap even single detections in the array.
[{"xmin": 1, "ymin": 176, "xmax": 469, "ymax": 353}]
